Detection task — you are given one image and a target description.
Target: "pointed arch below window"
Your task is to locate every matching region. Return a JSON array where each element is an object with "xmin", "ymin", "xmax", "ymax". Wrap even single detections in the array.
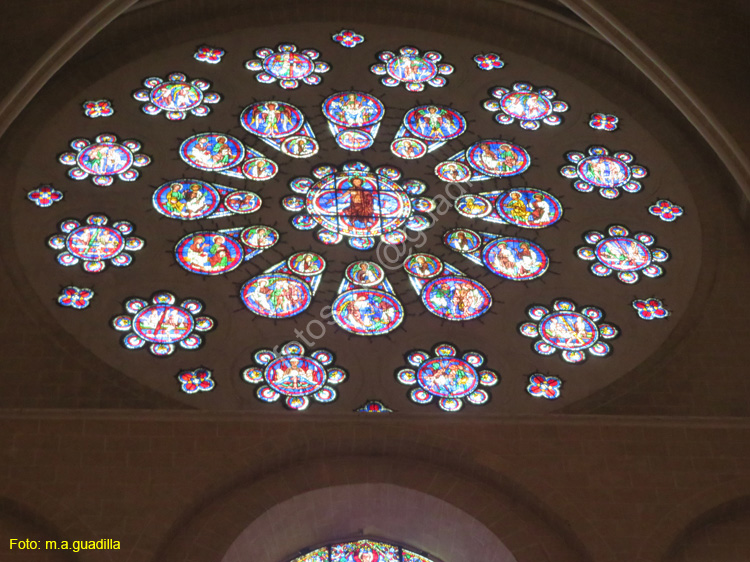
[{"xmin": 220, "ymin": 483, "xmax": 518, "ymax": 562}]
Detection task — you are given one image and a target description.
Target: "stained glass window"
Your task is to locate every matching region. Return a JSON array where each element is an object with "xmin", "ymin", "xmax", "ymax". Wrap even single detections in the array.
[
  {"xmin": 287, "ymin": 540, "xmax": 438, "ymax": 562},
  {"xmin": 391, "ymin": 105, "xmax": 466, "ymax": 159},
  {"xmin": 403, "ymin": 253, "xmax": 492, "ymax": 321},
  {"xmin": 332, "ymin": 261, "xmax": 404, "ymax": 336},
  {"xmin": 179, "ymin": 132, "xmax": 278, "ymax": 181},
  {"xmin": 322, "ymin": 91, "xmax": 384, "ymax": 151},
  {"xmin": 397, "ymin": 344, "xmax": 499, "ymax": 411},
  {"xmin": 133, "ymin": 73, "xmax": 221, "ymax": 120},
  {"xmin": 240, "ymin": 101, "xmax": 319, "ymax": 157},
  {"xmin": 59, "ymin": 134, "xmax": 151, "ymax": 186},
  {"xmin": 174, "ymin": 225, "xmax": 278, "ymax": 275},
  {"xmin": 519, "ymin": 299, "xmax": 618, "ymax": 363},
  {"xmin": 483, "ymin": 82, "xmax": 568, "ymax": 129},
  {"xmin": 245, "ymin": 44, "xmax": 330, "ymax": 89},
  {"xmin": 153, "ymin": 179, "xmax": 261, "ymax": 221},
  {"xmin": 435, "ymin": 139, "xmax": 530, "ymax": 182},
  {"xmin": 18, "ymin": 20, "xmax": 693, "ymax": 409},
  {"xmin": 240, "ymin": 252, "xmax": 325, "ymax": 319},
  {"xmin": 28, "ymin": 184, "xmax": 63, "ymax": 207},
  {"xmin": 242, "ymin": 342, "xmax": 346, "ymax": 410},
  {"xmin": 560, "ymin": 146, "xmax": 647, "ymax": 199},
  {"xmin": 285, "ymin": 161, "xmax": 434, "ymax": 249},
  {"xmin": 47, "ymin": 214, "xmax": 143, "ymax": 273},
  {"xmin": 576, "ymin": 225, "xmax": 669, "ymax": 284},
  {"xmin": 454, "ymin": 188, "xmax": 563, "ymax": 228},
  {"xmin": 112, "ymin": 292, "xmax": 214, "ymax": 356},
  {"xmin": 444, "ymin": 228, "xmax": 549, "ymax": 281},
  {"xmin": 332, "ymin": 29, "xmax": 364, "ymax": 48},
  {"xmin": 371, "ymin": 47, "xmax": 453, "ymax": 91}
]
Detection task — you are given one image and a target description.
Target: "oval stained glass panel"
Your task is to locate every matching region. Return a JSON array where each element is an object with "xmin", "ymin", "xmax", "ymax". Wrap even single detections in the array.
[
  {"xmin": 466, "ymin": 140, "xmax": 530, "ymax": 177},
  {"xmin": 132, "ymin": 305, "xmax": 194, "ymax": 343},
  {"xmin": 175, "ymin": 232, "xmax": 244, "ymax": 275},
  {"xmin": 264, "ymin": 356, "xmax": 326, "ymax": 396},
  {"xmin": 332, "ymin": 289, "xmax": 404, "ymax": 335},
  {"xmin": 421, "ymin": 276, "xmax": 491, "ymax": 320},
  {"xmin": 240, "ymin": 274, "xmax": 312, "ymax": 318},
  {"xmin": 495, "ymin": 188, "xmax": 562, "ymax": 228},
  {"xmin": 539, "ymin": 312, "xmax": 598, "ymax": 351},
  {"xmin": 77, "ymin": 143, "xmax": 133, "ymax": 176},
  {"xmin": 66, "ymin": 226, "xmax": 124, "ymax": 260},
  {"xmin": 153, "ymin": 179, "xmax": 220, "ymax": 220},
  {"xmin": 179, "ymin": 133, "xmax": 245, "ymax": 171},
  {"xmin": 417, "ymin": 357, "xmax": 479, "ymax": 398},
  {"xmin": 150, "ymin": 82, "xmax": 203, "ymax": 111},
  {"xmin": 576, "ymin": 155, "xmax": 631, "ymax": 188}
]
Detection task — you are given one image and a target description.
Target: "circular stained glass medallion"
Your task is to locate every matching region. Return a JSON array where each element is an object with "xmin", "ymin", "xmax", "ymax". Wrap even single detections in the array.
[
  {"xmin": 175, "ymin": 232, "xmax": 244, "ymax": 275},
  {"xmin": 444, "ymin": 229, "xmax": 481, "ymax": 253},
  {"xmin": 337, "ymin": 130, "xmax": 374, "ymax": 151},
  {"xmin": 404, "ymin": 105, "xmax": 466, "ymax": 140},
  {"xmin": 77, "ymin": 143, "xmax": 133, "ymax": 176},
  {"xmin": 539, "ymin": 312, "xmax": 598, "ymax": 351},
  {"xmin": 322, "ymin": 92, "xmax": 384, "ymax": 128},
  {"xmin": 153, "ymin": 179, "xmax": 220, "ymax": 220},
  {"xmin": 391, "ymin": 138, "xmax": 427, "ymax": 159},
  {"xmin": 417, "ymin": 357, "xmax": 479, "ymax": 398},
  {"xmin": 179, "ymin": 133, "xmax": 245, "ymax": 171},
  {"xmin": 240, "ymin": 101, "xmax": 304, "ymax": 138},
  {"xmin": 240, "ymin": 225, "xmax": 279, "ymax": 249},
  {"xmin": 387, "ymin": 54, "xmax": 437, "ymax": 84},
  {"xmin": 242, "ymin": 157, "xmax": 278, "ymax": 180},
  {"xmin": 263, "ymin": 51, "xmax": 314, "ymax": 80},
  {"xmin": 240, "ymin": 274, "xmax": 313, "ymax": 318},
  {"xmin": 467, "ymin": 140, "xmax": 530, "ymax": 177},
  {"xmin": 150, "ymin": 82, "xmax": 203, "ymax": 112},
  {"xmin": 421, "ymin": 276, "xmax": 492, "ymax": 320},
  {"xmin": 264, "ymin": 355, "xmax": 326, "ymax": 396},
  {"xmin": 132, "ymin": 304, "xmax": 195, "ymax": 343},
  {"xmin": 66, "ymin": 225, "xmax": 124, "ymax": 260},
  {"xmin": 403, "ymin": 253, "xmax": 443, "ymax": 278},
  {"xmin": 281, "ymin": 136, "xmax": 319, "ymax": 158},
  {"xmin": 455, "ymin": 194, "xmax": 492, "ymax": 218},
  {"xmin": 499, "ymin": 91, "xmax": 552, "ymax": 121},
  {"xmin": 332, "ymin": 289, "xmax": 404, "ymax": 335},
  {"xmin": 345, "ymin": 261, "xmax": 385, "ymax": 287},
  {"xmin": 224, "ymin": 191, "xmax": 261, "ymax": 214},
  {"xmin": 495, "ymin": 188, "xmax": 562, "ymax": 228},
  {"xmin": 576, "ymin": 155, "xmax": 631, "ymax": 188},
  {"xmin": 288, "ymin": 252, "xmax": 325, "ymax": 275},
  {"xmin": 595, "ymin": 237, "xmax": 651, "ymax": 271},
  {"xmin": 305, "ymin": 170, "xmax": 412, "ymax": 238},
  {"xmin": 482, "ymin": 237, "xmax": 548, "ymax": 281},
  {"xmin": 435, "ymin": 161, "xmax": 472, "ymax": 182}
]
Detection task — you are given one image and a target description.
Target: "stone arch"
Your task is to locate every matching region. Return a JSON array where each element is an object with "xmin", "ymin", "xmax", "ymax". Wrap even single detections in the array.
[
  {"xmin": 636, "ymin": 476, "xmax": 750, "ymax": 561},
  {"xmin": 663, "ymin": 496, "xmax": 750, "ymax": 562},
  {"xmin": 151, "ymin": 455, "xmax": 599, "ymax": 562},
  {"xmin": 0, "ymin": 496, "xmax": 79, "ymax": 562}
]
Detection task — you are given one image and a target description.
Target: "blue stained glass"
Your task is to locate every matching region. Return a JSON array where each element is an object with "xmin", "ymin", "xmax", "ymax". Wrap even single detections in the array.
[
  {"xmin": 285, "ymin": 161, "xmax": 436, "ymax": 248},
  {"xmin": 242, "ymin": 342, "xmax": 346, "ymax": 410},
  {"xmin": 397, "ymin": 344, "xmax": 498, "ymax": 412},
  {"xmin": 436, "ymin": 139, "xmax": 530, "ymax": 182},
  {"xmin": 240, "ymin": 252, "xmax": 325, "ymax": 318},
  {"xmin": 332, "ymin": 261, "xmax": 404, "ymax": 336}
]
